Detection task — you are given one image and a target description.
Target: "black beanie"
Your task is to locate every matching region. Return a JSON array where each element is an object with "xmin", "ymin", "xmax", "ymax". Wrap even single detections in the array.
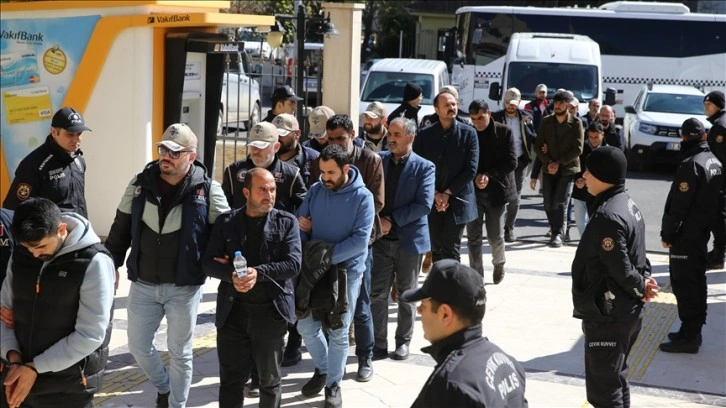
[
  {"xmin": 403, "ymin": 82, "xmax": 423, "ymax": 102},
  {"xmin": 704, "ymin": 91, "xmax": 725, "ymax": 110},
  {"xmin": 586, "ymin": 146, "xmax": 627, "ymax": 185}
]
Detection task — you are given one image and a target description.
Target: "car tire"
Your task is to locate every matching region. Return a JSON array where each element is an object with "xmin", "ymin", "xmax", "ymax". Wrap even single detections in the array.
[
  {"xmin": 627, "ymin": 148, "xmax": 648, "ymax": 172},
  {"xmin": 245, "ymin": 102, "xmax": 261, "ymax": 131}
]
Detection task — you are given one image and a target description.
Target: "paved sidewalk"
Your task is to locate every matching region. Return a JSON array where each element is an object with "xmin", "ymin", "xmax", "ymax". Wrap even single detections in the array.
[{"xmin": 96, "ymin": 242, "xmax": 726, "ymax": 407}]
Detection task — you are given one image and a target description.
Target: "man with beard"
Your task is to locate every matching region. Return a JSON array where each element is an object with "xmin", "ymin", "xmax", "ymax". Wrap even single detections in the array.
[
  {"xmin": 360, "ymin": 102, "xmax": 389, "ymax": 152},
  {"xmin": 493, "ymin": 88, "xmax": 536, "ymax": 243},
  {"xmin": 387, "ymin": 83, "xmax": 423, "ymax": 132},
  {"xmin": 599, "ymin": 105, "xmax": 625, "ymax": 152},
  {"xmin": 203, "ymin": 168, "xmax": 302, "ymax": 408},
  {"xmin": 105, "ymin": 123, "xmax": 231, "ymax": 408},
  {"xmin": 296, "ymin": 145, "xmax": 374, "ymax": 408},
  {"xmin": 419, "ymin": 86, "xmax": 470, "ymax": 129},
  {"xmin": 523, "ymin": 83, "xmax": 550, "ymax": 132},
  {"xmin": 310, "ymin": 114, "xmax": 384, "ymax": 383},
  {"xmin": 222, "ymin": 122, "xmax": 307, "ymax": 213},
  {"xmin": 262, "ymin": 85, "xmax": 303, "ymax": 123},
  {"xmin": 466, "ymin": 100, "xmax": 516, "ymax": 284},
  {"xmin": 273, "ymin": 113, "xmax": 319, "ymax": 186},
  {"xmin": 534, "ymin": 90, "xmax": 584, "ymax": 248},
  {"xmin": 703, "ymin": 91, "xmax": 726, "ymax": 270},
  {"xmin": 413, "ymin": 91, "xmax": 478, "ymax": 263}
]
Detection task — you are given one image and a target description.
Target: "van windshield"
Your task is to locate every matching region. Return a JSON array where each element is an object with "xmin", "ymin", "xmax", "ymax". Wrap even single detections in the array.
[
  {"xmin": 507, "ymin": 62, "xmax": 599, "ymax": 101},
  {"xmin": 361, "ymin": 72, "xmax": 434, "ymax": 104}
]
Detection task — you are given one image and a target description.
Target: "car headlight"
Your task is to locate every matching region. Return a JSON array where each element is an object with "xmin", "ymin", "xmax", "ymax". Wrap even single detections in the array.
[{"xmin": 638, "ymin": 122, "xmax": 658, "ymax": 135}]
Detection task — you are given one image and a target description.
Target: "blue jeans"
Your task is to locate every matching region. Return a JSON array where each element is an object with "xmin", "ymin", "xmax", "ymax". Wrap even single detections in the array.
[
  {"xmin": 574, "ymin": 198, "xmax": 589, "ymax": 237},
  {"xmin": 354, "ymin": 247, "xmax": 374, "ymax": 357},
  {"xmin": 127, "ymin": 281, "xmax": 202, "ymax": 408},
  {"xmin": 298, "ymin": 269, "xmax": 363, "ymax": 387}
]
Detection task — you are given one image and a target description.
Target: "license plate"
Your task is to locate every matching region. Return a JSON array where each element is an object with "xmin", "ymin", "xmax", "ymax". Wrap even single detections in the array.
[{"xmin": 666, "ymin": 142, "xmax": 680, "ymax": 151}]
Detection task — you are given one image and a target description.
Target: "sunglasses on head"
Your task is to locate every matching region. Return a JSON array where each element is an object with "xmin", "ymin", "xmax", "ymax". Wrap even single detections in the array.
[{"xmin": 157, "ymin": 145, "xmax": 192, "ymax": 159}]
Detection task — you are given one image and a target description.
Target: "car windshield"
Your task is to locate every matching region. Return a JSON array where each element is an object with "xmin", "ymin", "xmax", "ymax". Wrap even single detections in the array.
[
  {"xmin": 361, "ymin": 72, "xmax": 434, "ymax": 104},
  {"xmin": 643, "ymin": 93, "xmax": 704, "ymax": 114},
  {"xmin": 507, "ymin": 62, "xmax": 599, "ymax": 101}
]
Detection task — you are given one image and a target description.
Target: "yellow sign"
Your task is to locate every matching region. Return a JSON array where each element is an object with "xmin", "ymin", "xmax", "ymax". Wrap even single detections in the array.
[
  {"xmin": 2, "ymin": 86, "xmax": 53, "ymax": 124},
  {"xmin": 43, "ymin": 45, "xmax": 67, "ymax": 75}
]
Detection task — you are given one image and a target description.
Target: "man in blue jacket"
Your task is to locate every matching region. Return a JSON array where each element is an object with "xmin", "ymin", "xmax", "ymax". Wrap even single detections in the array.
[
  {"xmin": 413, "ymin": 91, "xmax": 478, "ymax": 263},
  {"xmin": 203, "ymin": 168, "xmax": 301, "ymax": 408},
  {"xmin": 296, "ymin": 145, "xmax": 374, "ymax": 408},
  {"xmin": 371, "ymin": 117, "xmax": 435, "ymax": 361}
]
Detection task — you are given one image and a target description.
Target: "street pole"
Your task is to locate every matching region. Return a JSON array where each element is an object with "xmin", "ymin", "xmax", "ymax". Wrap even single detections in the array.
[{"xmin": 296, "ymin": 4, "xmax": 305, "ymax": 124}]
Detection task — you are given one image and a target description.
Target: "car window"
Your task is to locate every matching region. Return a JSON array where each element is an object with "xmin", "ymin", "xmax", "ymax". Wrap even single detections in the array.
[
  {"xmin": 642, "ymin": 93, "xmax": 704, "ymax": 115},
  {"xmin": 361, "ymin": 72, "xmax": 435, "ymax": 104},
  {"xmin": 632, "ymin": 89, "xmax": 644, "ymax": 111}
]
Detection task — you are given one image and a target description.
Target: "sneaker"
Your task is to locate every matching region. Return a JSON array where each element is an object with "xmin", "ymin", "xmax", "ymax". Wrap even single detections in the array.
[
  {"xmin": 659, "ymin": 336, "xmax": 701, "ymax": 354},
  {"xmin": 301, "ymin": 368, "xmax": 327, "ymax": 396},
  {"xmin": 493, "ymin": 264, "xmax": 505, "ymax": 285},
  {"xmin": 156, "ymin": 391, "xmax": 170, "ymax": 408},
  {"xmin": 372, "ymin": 347, "xmax": 389, "ymax": 360},
  {"xmin": 392, "ymin": 344, "xmax": 409, "ymax": 361},
  {"xmin": 504, "ymin": 229, "xmax": 516, "ymax": 243},
  {"xmin": 356, "ymin": 356, "xmax": 373, "ymax": 382},
  {"xmin": 422, "ymin": 251, "xmax": 433, "ymax": 273},
  {"xmin": 549, "ymin": 234, "xmax": 563, "ymax": 248},
  {"xmin": 245, "ymin": 380, "xmax": 260, "ymax": 398},
  {"xmin": 324, "ymin": 383, "xmax": 342, "ymax": 408}
]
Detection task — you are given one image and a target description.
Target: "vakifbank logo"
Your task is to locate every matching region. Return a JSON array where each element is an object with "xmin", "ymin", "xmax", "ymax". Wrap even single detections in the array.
[
  {"xmin": 0, "ymin": 30, "xmax": 44, "ymax": 42},
  {"xmin": 147, "ymin": 15, "xmax": 191, "ymax": 24}
]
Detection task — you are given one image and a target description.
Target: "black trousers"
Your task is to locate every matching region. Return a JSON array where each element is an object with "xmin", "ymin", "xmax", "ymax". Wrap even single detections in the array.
[
  {"xmin": 669, "ymin": 224, "xmax": 710, "ymax": 334},
  {"xmin": 582, "ymin": 317, "xmax": 642, "ymax": 408},
  {"xmin": 12, "ymin": 391, "xmax": 93, "ymax": 408},
  {"xmin": 542, "ymin": 173, "xmax": 574, "ymax": 235},
  {"xmin": 711, "ymin": 191, "xmax": 726, "ymax": 256},
  {"xmin": 217, "ymin": 302, "xmax": 287, "ymax": 408},
  {"xmin": 428, "ymin": 209, "xmax": 466, "ymax": 263}
]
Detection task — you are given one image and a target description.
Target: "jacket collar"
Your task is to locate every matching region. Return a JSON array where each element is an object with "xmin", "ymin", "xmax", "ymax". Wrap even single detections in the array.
[
  {"xmin": 707, "ymin": 109, "xmax": 725, "ymax": 124},
  {"xmin": 421, "ymin": 324, "xmax": 482, "ymax": 365}
]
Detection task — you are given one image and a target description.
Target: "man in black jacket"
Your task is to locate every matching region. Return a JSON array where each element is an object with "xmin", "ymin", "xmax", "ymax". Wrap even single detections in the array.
[
  {"xmin": 387, "ymin": 83, "xmax": 423, "ymax": 132},
  {"xmin": 401, "ymin": 259, "xmax": 528, "ymax": 407},
  {"xmin": 660, "ymin": 118, "xmax": 722, "ymax": 354},
  {"xmin": 203, "ymin": 168, "xmax": 302, "ymax": 408},
  {"xmin": 572, "ymin": 146, "xmax": 659, "ymax": 408},
  {"xmin": 466, "ymin": 100, "xmax": 517, "ymax": 284},
  {"xmin": 262, "ymin": 85, "xmax": 303, "ymax": 123},
  {"xmin": 704, "ymin": 91, "xmax": 726, "ymax": 270},
  {"xmin": 599, "ymin": 105, "xmax": 625, "ymax": 152}
]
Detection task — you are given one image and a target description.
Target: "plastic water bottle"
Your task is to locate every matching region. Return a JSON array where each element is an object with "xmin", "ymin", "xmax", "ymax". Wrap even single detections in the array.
[{"xmin": 233, "ymin": 251, "xmax": 247, "ymax": 278}]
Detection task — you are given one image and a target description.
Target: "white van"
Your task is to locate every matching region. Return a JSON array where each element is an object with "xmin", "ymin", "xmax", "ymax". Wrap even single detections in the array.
[
  {"xmin": 359, "ymin": 58, "xmax": 450, "ymax": 124},
  {"xmin": 488, "ymin": 33, "xmax": 614, "ymax": 114}
]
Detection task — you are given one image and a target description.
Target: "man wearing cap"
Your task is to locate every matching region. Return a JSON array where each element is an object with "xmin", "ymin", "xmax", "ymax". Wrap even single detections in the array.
[
  {"xmin": 599, "ymin": 105, "xmax": 625, "ymax": 152},
  {"xmin": 387, "ymin": 82, "xmax": 423, "ymax": 132},
  {"xmin": 534, "ymin": 90, "xmax": 584, "ymax": 248},
  {"xmin": 703, "ymin": 90, "xmax": 726, "ymax": 270},
  {"xmin": 274, "ymin": 113, "xmax": 320, "ymax": 186},
  {"xmin": 572, "ymin": 145, "xmax": 659, "ymax": 407},
  {"xmin": 466, "ymin": 99, "xmax": 517, "ymax": 284},
  {"xmin": 262, "ymin": 85, "xmax": 303, "ymax": 123},
  {"xmin": 360, "ymin": 101, "xmax": 389, "ymax": 152},
  {"xmin": 302, "ymin": 105, "xmax": 335, "ymax": 153},
  {"xmin": 523, "ymin": 83, "xmax": 551, "ymax": 131},
  {"xmin": 660, "ymin": 118, "xmax": 722, "ymax": 354},
  {"xmin": 105, "ymin": 123, "xmax": 230, "ymax": 408},
  {"xmin": 493, "ymin": 88, "xmax": 536, "ymax": 243},
  {"xmin": 401, "ymin": 259, "xmax": 528, "ymax": 407},
  {"xmin": 4, "ymin": 107, "xmax": 91, "ymax": 218},
  {"xmin": 222, "ymin": 122, "xmax": 307, "ymax": 214}
]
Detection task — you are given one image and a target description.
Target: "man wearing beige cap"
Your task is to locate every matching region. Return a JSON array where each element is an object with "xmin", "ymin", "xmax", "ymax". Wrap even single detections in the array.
[
  {"xmin": 360, "ymin": 101, "xmax": 389, "ymax": 152},
  {"xmin": 105, "ymin": 123, "xmax": 230, "ymax": 408},
  {"xmin": 302, "ymin": 105, "xmax": 335, "ymax": 153},
  {"xmin": 273, "ymin": 113, "xmax": 320, "ymax": 186}
]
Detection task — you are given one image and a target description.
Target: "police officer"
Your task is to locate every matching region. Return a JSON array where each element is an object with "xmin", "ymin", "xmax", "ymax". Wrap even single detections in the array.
[
  {"xmin": 660, "ymin": 118, "xmax": 722, "ymax": 354},
  {"xmin": 262, "ymin": 85, "xmax": 303, "ymax": 123},
  {"xmin": 572, "ymin": 146, "xmax": 659, "ymax": 407},
  {"xmin": 0, "ymin": 209, "xmax": 13, "ymax": 284},
  {"xmin": 3, "ymin": 107, "xmax": 91, "ymax": 217},
  {"xmin": 401, "ymin": 260, "xmax": 528, "ymax": 407},
  {"xmin": 703, "ymin": 91, "xmax": 726, "ymax": 270}
]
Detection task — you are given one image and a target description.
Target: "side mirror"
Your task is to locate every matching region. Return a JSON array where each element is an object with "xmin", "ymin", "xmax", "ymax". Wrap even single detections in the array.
[
  {"xmin": 604, "ymin": 87, "xmax": 617, "ymax": 106},
  {"xmin": 488, "ymin": 82, "xmax": 501, "ymax": 101},
  {"xmin": 624, "ymin": 105, "xmax": 636, "ymax": 114}
]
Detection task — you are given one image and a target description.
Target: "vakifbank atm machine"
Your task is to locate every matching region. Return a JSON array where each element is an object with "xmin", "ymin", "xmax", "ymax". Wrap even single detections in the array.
[{"xmin": 164, "ymin": 32, "xmax": 241, "ymax": 176}]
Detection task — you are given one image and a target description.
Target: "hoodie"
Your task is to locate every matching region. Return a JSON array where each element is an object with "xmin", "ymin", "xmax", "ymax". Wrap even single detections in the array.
[
  {"xmin": 296, "ymin": 165, "xmax": 374, "ymax": 275},
  {"xmin": 1, "ymin": 213, "xmax": 115, "ymax": 374}
]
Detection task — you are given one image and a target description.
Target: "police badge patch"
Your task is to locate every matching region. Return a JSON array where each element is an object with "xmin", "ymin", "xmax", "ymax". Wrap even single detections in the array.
[
  {"xmin": 679, "ymin": 182, "xmax": 689, "ymax": 192},
  {"xmin": 601, "ymin": 237, "xmax": 614, "ymax": 251},
  {"xmin": 16, "ymin": 183, "xmax": 31, "ymax": 200}
]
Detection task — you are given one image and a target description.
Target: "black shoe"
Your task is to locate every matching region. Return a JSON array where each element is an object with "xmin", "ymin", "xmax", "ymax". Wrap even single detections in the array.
[
  {"xmin": 301, "ymin": 368, "xmax": 327, "ymax": 396},
  {"xmin": 281, "ymin": 343, "xmax": 302, "ymax": 367},
  {"xmin": 493, "ymin": 264, "xmax": 505, "ymax": 285},
  {"xmin": 667, "ymin": 331, "xmax": 703, "ymax": 345},
  {"xmin": 324, "ymin": 383, "xmax": 342, "ymax": 408},
  {"xmin": 393, "ymin": 344, "xmax": 409, "ymax": 360},
  {"xmin": 706, "ymin": 259, "xmax": 724, "ymax": 270},
  {"xmin": 659, "ymin": 336, "xmax": 701, "ymax": 354},
  {"xmin": 356, "ymin": 356, "xmax": 373, "ymax": 382},
  {"xmin": 156, "ymin": 391, "xmax": 170, "ymax": 408},
  {"xmin": 706, "ymin": 249, "xmax": 725, "ymax": 270},
  {"xmin": 504, "ymin": 229, "xmax": 516, "ymax": 243},
  {"xmin": 549, "ymin": 234, "xmax": 563, "ymax": 248},
  {"xmin": 372, "ymin": 347, "xmax": 389, "ymax": 360}
]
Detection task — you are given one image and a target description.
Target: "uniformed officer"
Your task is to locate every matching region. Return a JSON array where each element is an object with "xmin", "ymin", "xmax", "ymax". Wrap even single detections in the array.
[
  {"xmin": 572, "ymin": 146, "xmax": 659, "ymax": 407},
  {"xmin": 703, "ymin": 91, "xmax": 726, "ymax": 270},
  {"xmin": 660, "ymin": 118, "xmax": 723, "ymax": 353},
  {"xmin": 3, "ymin": 107, "xmax": 91, "ymax": 218},
  {"xmin": 401, "ymin": 260, "xmax": 528, "ymax": 407}
]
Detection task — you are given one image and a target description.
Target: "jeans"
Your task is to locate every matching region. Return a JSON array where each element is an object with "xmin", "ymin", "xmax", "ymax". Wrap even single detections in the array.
[
  {"xmin": 298, "ymin": 269, "xmax": 363, "ymax": 387},
  {"xmin": 466, "ymin": 193, "xmax": 506, "ymax": 277},
  {"xmin": 505, "ymin": 156, "xmax": 528, "ymax": 231},
  {"xmin": 370, "ymin": 239, "xmax": 422, "ymax": 350},
  {"xmin": 127, "ymin": 281, "xmax": 202, "ymax": 408},
  {"xmin": 217, "ymin": 302, "xmax": 287, "ymax": 408},
  {"xmin": 542, "ymin": 173, "xmax": 574, "ymax": 235},
  {"xmin": 574, "ymin": 198, "xmax": 589, "ymax": 237},
  {"xmin": 354, "ymin": 248, "xmax": 374, "ymax": 358},
  {"xmin": 428, "ymin": 209, "xmax": 466, "ymax": 263}
]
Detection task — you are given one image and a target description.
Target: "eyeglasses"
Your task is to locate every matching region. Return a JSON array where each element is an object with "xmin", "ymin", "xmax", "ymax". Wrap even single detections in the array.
[
  {"xmin": 157, "ymin": 145, "xmax": 193, "ymax": 159},
  {"xmin": 327, "ymin": 135, "xmax": 348, "ymax": 143}
]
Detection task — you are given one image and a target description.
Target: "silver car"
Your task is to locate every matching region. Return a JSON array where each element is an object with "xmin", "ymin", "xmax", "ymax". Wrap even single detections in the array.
[{"xmin": 219, "ymin": 53, "xmax": 262, "ymax": 134}]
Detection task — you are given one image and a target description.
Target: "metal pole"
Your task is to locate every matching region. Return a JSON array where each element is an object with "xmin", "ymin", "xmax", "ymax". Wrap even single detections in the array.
[
  {"xmin": 399, "ymin": 30, "xmax": 403, "ymax": 58},
  {"xmin": 296, "ymin": 4, "xmax": 305, "ymax": 124}
]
